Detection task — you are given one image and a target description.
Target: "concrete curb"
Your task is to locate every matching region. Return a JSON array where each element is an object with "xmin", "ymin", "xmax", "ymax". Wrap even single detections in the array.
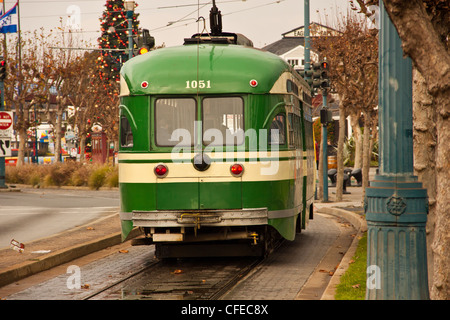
[
  {"xmin": 0, "ymin": 186, "xmax": 21, "ymax": 192},
  {"xmin": 0, "ymin": 227, "xmax": 141, "ymax": 288},
  {"xmin": 318, "ymin": 207, "xmax": 367, "ymax": 300}
]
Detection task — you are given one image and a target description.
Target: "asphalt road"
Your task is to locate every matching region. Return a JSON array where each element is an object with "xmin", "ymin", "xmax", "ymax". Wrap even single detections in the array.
[{"xmin": 0, "ymin": 187, "xmax": 119, "ymax": 249}]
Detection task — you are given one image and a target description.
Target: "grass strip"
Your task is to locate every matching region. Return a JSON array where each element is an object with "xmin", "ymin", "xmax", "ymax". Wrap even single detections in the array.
[{"xmin": 335, "ymin": 232, "xmax": 367, "ymax": 300}]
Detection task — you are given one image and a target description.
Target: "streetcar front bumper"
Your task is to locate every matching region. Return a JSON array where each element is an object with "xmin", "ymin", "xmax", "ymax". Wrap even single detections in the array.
[{"xmin": 131, "ymin": 208, "xmax": 268, "ymax": 228}]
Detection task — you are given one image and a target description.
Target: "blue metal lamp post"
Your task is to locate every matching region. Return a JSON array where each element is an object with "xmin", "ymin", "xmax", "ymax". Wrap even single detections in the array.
[{"xmin": 365, "ymin": 2, "xmax": 429, "ymax": 299}]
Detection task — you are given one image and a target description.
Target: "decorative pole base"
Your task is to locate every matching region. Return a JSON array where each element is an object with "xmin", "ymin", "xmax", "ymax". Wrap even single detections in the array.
[{"xmin": 365, "ymin": 176, "xmax": 429, "ymax": 300}]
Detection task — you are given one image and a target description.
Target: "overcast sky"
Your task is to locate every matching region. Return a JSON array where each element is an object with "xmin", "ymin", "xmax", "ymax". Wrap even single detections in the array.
[{"xmin": 4, "ymin": 0, "xmax": 351, "ymax": 48}]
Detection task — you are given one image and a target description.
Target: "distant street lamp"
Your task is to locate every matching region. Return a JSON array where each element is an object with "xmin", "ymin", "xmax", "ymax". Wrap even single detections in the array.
[{"xmin": 124, "ymin": 0, "xmax": 135, "ymax": 61}]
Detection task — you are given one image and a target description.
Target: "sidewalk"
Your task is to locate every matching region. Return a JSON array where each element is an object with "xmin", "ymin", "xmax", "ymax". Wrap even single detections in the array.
[
  {"xmin": 315, "ymin": 183, "xmax": 366, "ymax": 232},
  {"xmin": 314, "ymin": 182, "xmax": 368, "ymax": 300}
]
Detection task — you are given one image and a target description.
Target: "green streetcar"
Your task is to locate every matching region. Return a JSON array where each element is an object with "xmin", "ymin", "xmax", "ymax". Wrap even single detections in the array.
[{"xmin": 118, "ymin": 13, "xmax": 316, "ymax": 258}]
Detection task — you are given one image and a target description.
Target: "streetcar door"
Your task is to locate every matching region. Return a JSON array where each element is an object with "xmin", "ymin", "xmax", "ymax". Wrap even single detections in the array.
[
  {"xmin": 199, "ymin": 97, "xmax": 244, "ymax": 209},
  {"xmin": 154, "ymin": 98, "xmax": 199, "ymax": 210}
]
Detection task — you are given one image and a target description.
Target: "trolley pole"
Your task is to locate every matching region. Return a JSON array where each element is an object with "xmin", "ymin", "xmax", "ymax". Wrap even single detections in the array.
[{"xmin": 365, "ymin": 1, "xmax": 429, "ymax": 299}]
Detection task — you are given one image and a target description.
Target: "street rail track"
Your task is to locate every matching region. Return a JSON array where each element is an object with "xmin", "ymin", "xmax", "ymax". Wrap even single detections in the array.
[
  {"xmin": 84, "ymin": 240, "xmax": 283, "ymax": 300},
  {"xmin": 84, "ymin": 256, "xmax": 261, "ymax": 300},
  {"xmin": 82, "ymin": 259, "xmax": 160, "ymax": 300}
]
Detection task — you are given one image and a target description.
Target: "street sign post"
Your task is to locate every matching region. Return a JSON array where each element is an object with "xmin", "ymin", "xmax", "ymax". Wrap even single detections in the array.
[{"xmin": 0, "ymin": 62, "xmax": 8, "ymax": 187}]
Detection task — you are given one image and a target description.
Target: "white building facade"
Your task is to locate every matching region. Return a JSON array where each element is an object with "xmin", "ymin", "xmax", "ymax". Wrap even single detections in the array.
[{"xmin": 262, "ymin": 22, "xmax": 339, "ymax": 71}]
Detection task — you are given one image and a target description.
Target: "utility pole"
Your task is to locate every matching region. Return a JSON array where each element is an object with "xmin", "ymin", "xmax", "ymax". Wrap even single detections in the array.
[
  {"xmin": 365, "ymin": 1, "xmax": 429, "ymax": 299},
  {"xmin": 303, "ymin": 0, "xmax": 329, "ymax": 202},
  {"xmin": 124, "ymin": 0, "xmax": 135, "ymax": 61},
  {"xmin": 321, "ymin": 88, "xmax": 328, "ymax": 202},
  {"xmin": 304, "ymin": 0, "xmax": 310, "ymax": 75},
  {"xmin": 319, "ymin": 60, "xmax": 331, "ymax": 202}
]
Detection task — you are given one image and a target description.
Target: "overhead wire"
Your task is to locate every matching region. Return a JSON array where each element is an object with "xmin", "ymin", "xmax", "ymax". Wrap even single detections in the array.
[
  {"xmin": 15, "ymin": 0, "xmax": 287, "ymax": 43},
  {"xmin": 149, "ymin": 0, "xmax": 285, "ymax": 34}
]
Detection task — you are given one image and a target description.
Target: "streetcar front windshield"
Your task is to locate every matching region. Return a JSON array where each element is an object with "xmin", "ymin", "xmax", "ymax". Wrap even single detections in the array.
[
  {"xmin": 202, "ymin": 97, "xmax": 244, "ymax": 146},
  {"xmin": 120, "ymin": 115, "xmax": 133, "ymax": 148},
  {"xmin": 155, "ymin": 98, "xmax": 196, "ymax": 146}
]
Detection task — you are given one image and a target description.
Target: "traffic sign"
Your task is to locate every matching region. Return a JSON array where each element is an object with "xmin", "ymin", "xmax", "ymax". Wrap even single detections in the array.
[
  {"xmin": 0, "ymin": 111, "xmax": 13, "ymax": 139},
  {"xmin": 0, "ymin": 138, "xmax": 11, "ymax": 157},
  {"xmin": 0, "ymin": 111, "xmax": 13, "ymax": 157},
  {"xmin": 0, "ymin": 111, "xmax": 12, "ymax": 130}
]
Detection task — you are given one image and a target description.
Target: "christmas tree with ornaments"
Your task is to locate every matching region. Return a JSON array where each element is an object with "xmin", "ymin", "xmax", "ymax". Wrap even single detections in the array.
[{"xmin": 97, "ymin": 0, "xmax": 140, "ymax": 82}]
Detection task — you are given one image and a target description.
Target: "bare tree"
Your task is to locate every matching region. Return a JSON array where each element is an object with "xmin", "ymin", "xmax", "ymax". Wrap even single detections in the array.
[
  {"xmin": 93, "ymin": 79, "xmax": 120, "ymax": 164},
  {"xmin": 313, "ymin": 12, "xmax": 378, "ymax": 201},
  {"xmin": 44, "ymin": 29, "xmax": 81, "ymax": 163},
  {"xmin": 68, "ymin": 52, "xmax": 99, "ymax": 162},
  {"xmin": 3, "ymin": 30, "xmax": 56, "ymax": 166}
]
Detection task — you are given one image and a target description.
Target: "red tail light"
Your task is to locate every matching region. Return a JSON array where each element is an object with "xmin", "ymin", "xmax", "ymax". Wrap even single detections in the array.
[
  {"xmin": 154, "ymin": 164, "xmax": 168, "ymax": 178},
  {"xmin": 230, "ymin": 164, "xmax": 244, "ymax": 177}
]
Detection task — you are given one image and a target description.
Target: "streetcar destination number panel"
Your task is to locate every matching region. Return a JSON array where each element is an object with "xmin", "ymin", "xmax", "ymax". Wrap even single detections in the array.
[{"xmin": 186, "ymin": 80, "xmax": 211, "ymax": 89}]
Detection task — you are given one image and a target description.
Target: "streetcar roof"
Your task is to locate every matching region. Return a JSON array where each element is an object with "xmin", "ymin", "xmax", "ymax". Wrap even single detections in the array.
[{"xmin": 120, "ymin": 43, "xmax": 309, "ymax": 96}]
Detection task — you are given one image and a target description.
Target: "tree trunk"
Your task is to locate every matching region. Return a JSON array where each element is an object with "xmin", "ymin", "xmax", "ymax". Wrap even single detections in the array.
[
  {"xmin": 16, "ymin": 104, "xmax": 29, "ymax": 167},
  {"xmin": 106, "ymin": 139, "xmax": 111, "ymax": 165},
  {"xmin": 368, "ymin": 118, "xmax": 377, "ymax": 164},
  {"xmin": 361, "ymin": 113, "xmax": 371, "ymax": 202},
  {"xmin": 412, "ymin": 69, "xmax": 437, "ymax": 296},
  {"xmin": 54, "ymin": 106, "xmax": 63, "ymax": 163},
  {"xmin": 430, "ymin": 89, "xmax": 450, "ymax": 299},
  {"xmin": 335, "ymin": 104, "xmax": 346, "ymax": 201},
  {"xmin": 17, "ymin": 128, "xmax": 27, "ymax": 167},
  {"xmin": 351, "ymin": 114, "xmax": 363, "ymax": 169},
  {"xmin": 317, "ymin": 140, "xmax": 324, "ymax": 202},
  {"xmin": 79, "ymin": 133, "xmax": 86, "ymax": 162}
]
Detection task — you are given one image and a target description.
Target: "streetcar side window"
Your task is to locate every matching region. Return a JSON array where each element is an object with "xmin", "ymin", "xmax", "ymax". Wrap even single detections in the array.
[
  {"xmin": 202, "ymin": 97, "xmax": 244, "ymax": 146},
  {"xmin": 288, "ymin": 113, "xmax": 295, "ymax": 148},
  {"xmin": 295, "ymin": 114, "xmax": 303, "ymax": 149},
  {"xmin": 269, "ymin": 113, "xmax": 286, "ymax": 145},
  {"xmin": 155, "ymin": 98, "xmax": 196, "ymax": 147},
  {"xmin": 120, "ymin": 115, "xmax": 133, "ymax": 148}
]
